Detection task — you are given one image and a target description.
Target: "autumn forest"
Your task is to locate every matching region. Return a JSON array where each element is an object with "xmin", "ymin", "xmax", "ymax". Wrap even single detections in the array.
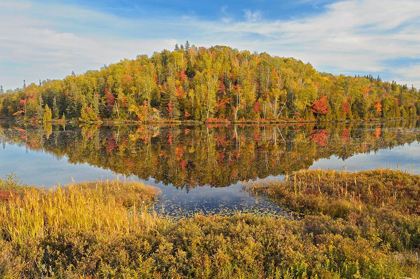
[{"xmin": 1, "ymin": 44, "xmax": 419, "ymax": 123}]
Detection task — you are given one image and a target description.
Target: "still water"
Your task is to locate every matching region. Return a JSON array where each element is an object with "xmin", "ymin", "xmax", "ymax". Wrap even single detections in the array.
[{"xmin": 1, "ymin": 120, "xmax": 419, "ymax": 216}]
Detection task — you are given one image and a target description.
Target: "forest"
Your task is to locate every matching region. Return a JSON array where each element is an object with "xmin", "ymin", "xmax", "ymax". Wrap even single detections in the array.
[{"xmin": 1, "ymin": 44, "xmax": 419, "ymax": 123}]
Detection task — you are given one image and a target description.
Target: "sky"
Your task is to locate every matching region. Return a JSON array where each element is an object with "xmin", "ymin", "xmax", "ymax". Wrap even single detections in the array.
[{"xmin": 1, "ymin": 0, "xmax": 420, "ymax": 91}]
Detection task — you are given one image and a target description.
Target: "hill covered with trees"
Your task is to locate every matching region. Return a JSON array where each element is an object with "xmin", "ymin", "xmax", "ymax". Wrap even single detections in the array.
[{"xmin": 1, "ymin": 44, "xmax": 419, "ymax": 123}]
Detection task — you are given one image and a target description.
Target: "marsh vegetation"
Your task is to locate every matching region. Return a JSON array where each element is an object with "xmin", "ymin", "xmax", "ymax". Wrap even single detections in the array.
[{"xmin": 0, "ymin": 169, "xmax": 419, "ymax": 278}]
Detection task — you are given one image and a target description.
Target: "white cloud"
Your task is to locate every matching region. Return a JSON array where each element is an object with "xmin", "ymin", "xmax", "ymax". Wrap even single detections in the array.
[
  {"xmin": 394, "ymin": 64, "xmax": 420, "ymax": 88},
  {"xmin": 0, "ymin": 0, "xmax": 419, "ymax": 90},
  {"xmin": 244, "ymin": 10, "xmax": 262, "ymax": 23},
  {"xmin": 211, "ymin": 0, "xmax": 420, "ymax": 87},
  {"xmin": 0, "ymin": 1, "xmax": 31, "ymax": 10},
  {"xmin": 220, "ymin": 6, "xmax": 232, "ymax": 23},
  {"xmin": 0, "ymin": 1, "xmax": 176, "ymax": 89}
]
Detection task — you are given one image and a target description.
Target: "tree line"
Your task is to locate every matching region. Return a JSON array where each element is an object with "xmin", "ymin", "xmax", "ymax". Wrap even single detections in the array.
[{"xmin": 1, "ymin": 44, "xmax": 419, "ymax": 122}]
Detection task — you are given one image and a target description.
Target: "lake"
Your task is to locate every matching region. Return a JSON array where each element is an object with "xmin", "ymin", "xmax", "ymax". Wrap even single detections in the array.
[{"xmin": 1, "ymin": 120, "xmax": 419, "ymax": 217}]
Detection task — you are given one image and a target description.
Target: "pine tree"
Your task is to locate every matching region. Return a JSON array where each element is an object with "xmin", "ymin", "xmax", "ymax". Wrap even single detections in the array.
[
  {"xmin": 52, "ymin": 96, "xmax": 59, "ymax": 119},
  {"xmin": 36, "ymin": 96, "xmax": 44, "ymax": 121}
]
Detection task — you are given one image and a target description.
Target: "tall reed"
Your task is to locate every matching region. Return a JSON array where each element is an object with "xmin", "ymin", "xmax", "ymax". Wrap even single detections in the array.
[{"xmin": 0, "ymin": 180, "xmax": 165, "ymax": 246}]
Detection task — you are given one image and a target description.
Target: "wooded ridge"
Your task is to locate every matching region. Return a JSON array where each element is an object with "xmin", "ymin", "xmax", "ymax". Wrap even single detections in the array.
[{"xmin": 1, "ymin": 44, "xmax": 419, "ymax": 123}]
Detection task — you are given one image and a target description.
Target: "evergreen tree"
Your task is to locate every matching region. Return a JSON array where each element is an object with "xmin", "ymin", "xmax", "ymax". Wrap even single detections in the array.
[{"xmin": 36, "ymin": 95, "xmax": 44, "ymax": 121}]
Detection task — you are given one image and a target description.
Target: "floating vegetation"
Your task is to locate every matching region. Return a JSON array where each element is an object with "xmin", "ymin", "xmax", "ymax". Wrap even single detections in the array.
[{"xmin": 155, "ymin": 199, "xmax": 287, "ymax": 221}]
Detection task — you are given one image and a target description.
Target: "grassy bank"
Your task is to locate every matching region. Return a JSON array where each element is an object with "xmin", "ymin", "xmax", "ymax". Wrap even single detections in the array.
[
  {"xmin": 247, "ymin": 169, "xmax": 420, "ymax": 278},
  {"xmin": 0, "ymin": 170, "xmax": 419, "ymax": 278}
]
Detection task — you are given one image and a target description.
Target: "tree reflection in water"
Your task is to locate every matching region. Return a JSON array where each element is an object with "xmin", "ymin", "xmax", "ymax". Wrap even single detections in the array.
[{"xmin": 0, "ymin": 120, "xmax": 419, "ymax": 189}]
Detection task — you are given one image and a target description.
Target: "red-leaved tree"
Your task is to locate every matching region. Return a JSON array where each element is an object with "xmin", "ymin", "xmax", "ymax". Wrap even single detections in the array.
[
  {"xmin": 167, "ymin": 100, "xmax": 174, "ymax": 118},
  {"xmin": 343, "ymin": 102, "xmax": 350, "ymax": 115},
  {"xmin": 105, "ymin": 88, "xmax": 115, "ymax": 108},
  {"xmin": 312, "ymin": 96, "xmax": 329, "ymax": 115}
]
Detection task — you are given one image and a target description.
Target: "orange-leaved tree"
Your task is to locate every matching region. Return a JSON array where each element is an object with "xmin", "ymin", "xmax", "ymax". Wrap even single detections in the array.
[{"xmin": 311, "ymin": 96, "xmax": 329, "ymax": 115}]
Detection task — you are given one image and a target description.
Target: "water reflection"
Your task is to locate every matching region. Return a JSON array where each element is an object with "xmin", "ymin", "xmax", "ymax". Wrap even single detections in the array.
[
  {"xmin": 1, "ymin": 120, "xmax": 419, "ymax": 217},
  {"xmin": 0, "ymin": 120, "xmax": 419, "ymax": 189}
]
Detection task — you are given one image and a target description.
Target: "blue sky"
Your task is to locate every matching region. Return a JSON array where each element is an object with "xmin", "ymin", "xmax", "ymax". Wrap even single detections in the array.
[{"xmin": 1, "ymin": 0, "xmax": 420, "ymax": 90}]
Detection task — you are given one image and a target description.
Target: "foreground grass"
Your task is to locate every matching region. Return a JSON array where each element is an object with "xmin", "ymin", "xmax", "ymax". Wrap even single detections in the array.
[
  {"xmin": 0, "ymin": 170, "xmax": 419, "ymax": 278},
  {"xmin": 247, "ymin": 169, "xmax": 420, "ymax": 278}
]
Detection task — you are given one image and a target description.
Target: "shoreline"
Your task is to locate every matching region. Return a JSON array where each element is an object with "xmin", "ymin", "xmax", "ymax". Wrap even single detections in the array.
[{"xmin": 1, "ymin": 116, "xmax": 419, "ymax": 126}]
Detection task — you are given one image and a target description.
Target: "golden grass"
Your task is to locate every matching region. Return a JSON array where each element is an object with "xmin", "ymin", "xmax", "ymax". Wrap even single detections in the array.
[
  {"xmin": 0, "ymin": 171, "xmax": 419, "ymax": 278},
  {"xmin": 0, "ymin": 180, "xmax": 164, "ymax": 246},
  {"xmin": 248, "ymin": 169, "xmax": 420, "ymax": 217}
]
